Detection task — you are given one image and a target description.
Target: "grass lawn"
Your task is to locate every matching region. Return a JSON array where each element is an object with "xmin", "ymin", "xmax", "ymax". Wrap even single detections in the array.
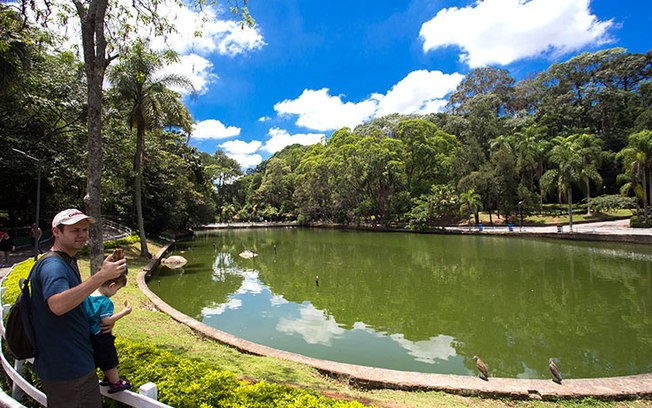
[{"xmin": 6, "ymin": 241, "xmax": 650, "ymax": 407}]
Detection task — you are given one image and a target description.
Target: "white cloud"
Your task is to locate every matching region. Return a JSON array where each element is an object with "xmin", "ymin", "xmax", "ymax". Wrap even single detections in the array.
[
  {"xmin": 274, "ymin": 88, "xmax": 378, "ymax": 131},
  {"xmin": 219, "ymin": 139, "xmax": 264, "ymax": 168},
  {"xmin": 419, "ymin": 0, "xmax": 613, "ymax": 68},
  {"xmin": 258, "ymin": 116, "xmax": 272, "ymax": 122},
  {"xmin": 376, "ymin": 70, "xmax": 465, "ymax": 117},
  {"xmin": 193, "ymin": 119, "xmax": 241, "ymax": 140},
  {"xmin": 157, "ymin": 54, "xmax": 216, "ymax": 95},
  {"xmin": 220, "ymin": 139, "xmax": 262, "ymax": 154},
  {"xmin": 230, "ymin": 153, "xmax": 263, "ymax": 168},
  {"xmin": 42, "ymin": 0, "xmax": 264, "ymax": 96},
  {"xmin": 263, "ymin": 128, "xmax": 324, "ymax": 154},
  {"xmin": 149, "ymin": 2, "xmax": 265, "ymax": 57},
  {"xmin": 274, "ymin": 70, "xmax": 463, "ymax": 131}
]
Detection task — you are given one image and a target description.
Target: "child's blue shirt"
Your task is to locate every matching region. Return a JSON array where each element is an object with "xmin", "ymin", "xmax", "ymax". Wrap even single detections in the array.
[{"xmin": 81, "ymin": 294, "xmax": 114, "ymax": 335}]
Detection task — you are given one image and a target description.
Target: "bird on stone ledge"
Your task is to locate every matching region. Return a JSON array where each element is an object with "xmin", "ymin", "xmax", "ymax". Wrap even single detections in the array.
[
  {"xmin": 549, "ymin": 358, "xmax": 562, "ymax": 384},
  {"xmin": 473, "ymin": 355, "xmax": 489, "ymax": 381}
]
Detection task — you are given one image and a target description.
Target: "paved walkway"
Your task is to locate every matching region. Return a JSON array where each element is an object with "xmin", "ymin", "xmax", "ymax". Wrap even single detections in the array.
[
  {"xmin": 449, "ymin": 218, "xmax": 652, "ymax": 235},
  {"xmin": 0, "ymin": 247, "xmax": 37, "ymax": 279}
]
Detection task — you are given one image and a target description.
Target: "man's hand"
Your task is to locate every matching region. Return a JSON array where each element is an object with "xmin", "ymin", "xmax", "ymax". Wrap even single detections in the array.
[
  {"xmin": 96, "ymin": 254, "xmax": 127, "ymax": 282},
  {"xmin": 101, "ymin": 320, "xmax": 115, "ymax": 334}
]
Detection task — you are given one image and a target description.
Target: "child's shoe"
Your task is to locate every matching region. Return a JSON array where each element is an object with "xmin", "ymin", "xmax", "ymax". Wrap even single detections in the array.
[{"xmin": 108, "ymin": 379, "xmax": 132, "ymax": 393}]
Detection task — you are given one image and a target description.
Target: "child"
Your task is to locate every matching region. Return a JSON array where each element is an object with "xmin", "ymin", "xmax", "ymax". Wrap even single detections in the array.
[{"xmin": 82, "ymin": 270, "xmax": 133, "ymax": 393}]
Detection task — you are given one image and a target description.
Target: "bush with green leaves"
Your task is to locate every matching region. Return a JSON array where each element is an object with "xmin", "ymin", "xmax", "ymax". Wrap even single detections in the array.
[
  {"xmin": 630, "ymin": 215, "xmax": 652, "ymax": 228},
  {"xmin": 116, "ymin": 339, "xmax": 366, "ymax": 407},
  {"xmin": 588, "ymin": 195, "xmax": 636, "ymax": 213},
  {"xmin": 76, "ymin": 234, "xmax": 140, "ymax": 256},
  {"xmin": 2, "ymin": 258, "xmax": 34, "ymax": 304}
]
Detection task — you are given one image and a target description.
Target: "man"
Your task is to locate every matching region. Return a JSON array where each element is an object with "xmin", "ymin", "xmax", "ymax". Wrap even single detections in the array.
[{"xmin": 30, "ymin": 209, "xmax": 127, "ymax": 407}]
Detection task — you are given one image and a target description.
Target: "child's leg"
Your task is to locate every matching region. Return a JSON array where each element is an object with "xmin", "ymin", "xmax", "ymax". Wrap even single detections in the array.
[{"xmin": 103, "ymin": 367, "xmax": 120, "ymax": 384}]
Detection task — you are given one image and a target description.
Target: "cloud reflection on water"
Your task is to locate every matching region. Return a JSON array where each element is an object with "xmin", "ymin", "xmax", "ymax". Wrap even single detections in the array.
[
  {"xmin": 204, "ymin": 257, "xmax": 459, "ymax": 364},
  {"xmin": 277, "ymin": 303, "xmax": 345, "ymax": 345}
]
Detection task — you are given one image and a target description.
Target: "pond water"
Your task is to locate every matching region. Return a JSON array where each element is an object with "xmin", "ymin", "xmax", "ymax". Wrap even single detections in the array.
[{"xmin": 149, "ymin": 228, "xmax": 652, "ymax": 379}]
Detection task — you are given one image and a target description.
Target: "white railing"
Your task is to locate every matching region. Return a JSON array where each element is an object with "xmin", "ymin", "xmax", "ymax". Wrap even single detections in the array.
[
  {"xmin": 104, "ymin": 219, "xmax": 133, "ymax": 241},
  {"xmin": 0, "ymin": 273, "xmax": 171, "ymax": 407}
]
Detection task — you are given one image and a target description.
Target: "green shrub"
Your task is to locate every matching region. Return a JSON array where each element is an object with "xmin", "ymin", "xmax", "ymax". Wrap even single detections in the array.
[
  {"xmin": 77, "ymin": 234, "xmax": 141, "ymax": 256},
  {"xmin": 115, "ymin": 339, "xmax": 366, "ymax": 407},
  {"xmin": 630, "ymin": 215, "xmax": 652, "ymax": 228},
  {"xmin": 104, "ymin": 233, "xmax": 140, "ymax": 249},
  {"xmin": 2, "ymin": 258, "xmax": 35, "ymax": 304}
]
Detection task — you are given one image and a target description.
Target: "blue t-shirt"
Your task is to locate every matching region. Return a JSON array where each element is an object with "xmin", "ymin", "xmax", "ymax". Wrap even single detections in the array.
[
  {"xmin": 81, "ymin": 295, "xmax": 114, "ymax": 335},
  {"xmin": 30, "ymin": 255, "xmax": 95, "ymax": 381}
]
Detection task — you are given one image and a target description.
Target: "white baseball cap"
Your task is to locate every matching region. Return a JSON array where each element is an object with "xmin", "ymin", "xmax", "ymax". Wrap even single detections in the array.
[{"xmin": 52, "ymin": 209, "xmax": 96, "ymax": 228}]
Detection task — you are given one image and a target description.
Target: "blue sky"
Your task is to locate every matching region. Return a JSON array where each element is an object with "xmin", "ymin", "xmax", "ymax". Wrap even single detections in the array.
[{"xmin": 152, "ymin": 0, "xmax": 650, "ymax": 167}]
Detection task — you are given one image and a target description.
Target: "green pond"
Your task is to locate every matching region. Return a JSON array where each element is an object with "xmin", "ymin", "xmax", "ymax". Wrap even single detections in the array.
[{"xmin": 149, "ymin": 228, "xmax": 652, "ymax": 379}]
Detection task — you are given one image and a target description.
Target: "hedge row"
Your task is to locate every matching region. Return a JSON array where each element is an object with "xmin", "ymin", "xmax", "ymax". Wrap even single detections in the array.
[{"xmin": 115, "ymin": 338, "xmax": 365, "ymax": 408}]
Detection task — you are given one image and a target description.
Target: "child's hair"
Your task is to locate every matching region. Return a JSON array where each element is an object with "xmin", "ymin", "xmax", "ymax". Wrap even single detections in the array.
[{"xmin": 103, "ymin": 272, "xmax": 128, "ymax": 288}]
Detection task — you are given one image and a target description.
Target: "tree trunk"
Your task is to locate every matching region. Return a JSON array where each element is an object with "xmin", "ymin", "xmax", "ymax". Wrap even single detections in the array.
[
  {"xmin": 76, "ymin": 0, "xmax": 111, "ymax": 274},
  {"xmin": 585, "ymin": 179, "xmax": 591, "ymax": 216},
  {"xmin": 134, "ymin": 118, "xmax": 150, "ymax": 258},
  {"xmin": 567, "ymin": 186, "xmax": 574, "ymax": 231},
  {"xmin": 86, "ymin": 76, "xmax": 103, "ymax": 273},
  {"xmin": 644, "ymin": 166, "xmax": 649, "ymax": 223}
]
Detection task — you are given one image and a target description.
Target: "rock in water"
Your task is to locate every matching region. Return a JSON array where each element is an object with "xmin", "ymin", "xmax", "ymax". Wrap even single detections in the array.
[
  {"xmin": 239, "ymin": 250, "xmax": 258, "ymax": 259},
  {"xmin": 161, "ymin": 255, "xmax": 188, "ymax": 269}
]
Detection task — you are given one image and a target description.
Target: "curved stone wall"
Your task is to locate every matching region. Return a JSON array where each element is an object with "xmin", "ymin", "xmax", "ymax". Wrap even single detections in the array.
[{"xmin": 138, "ymin": 241, "xmax": 652, "ymax": 400}]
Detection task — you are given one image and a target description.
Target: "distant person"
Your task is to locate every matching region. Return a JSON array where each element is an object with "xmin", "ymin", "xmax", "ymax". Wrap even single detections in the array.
[
  {"xmin": 82, "ymin": 270, "xmax": 133, "ymax": 393},
  {"xmin": 0, "ymin": 231, "xmax": 15, "ymax": 266},
  {"xmin": 30, "ymin": 209, "xmax": 126, "ymax": 407},
  {"xmin": 30, "ymin": 223, "xmax": 42, "ymax": 255}
]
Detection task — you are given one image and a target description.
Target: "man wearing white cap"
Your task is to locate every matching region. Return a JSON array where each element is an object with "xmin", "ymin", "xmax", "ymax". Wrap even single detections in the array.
[{"xmin": 30, "ymin": 209, "xmax": 127, "ymax": 407}]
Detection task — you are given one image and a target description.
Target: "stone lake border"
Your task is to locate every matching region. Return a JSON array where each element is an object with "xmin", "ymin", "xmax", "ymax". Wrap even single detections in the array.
[{"xmin": 137, "ymin": 229, "xmax": 652, "ymax": 401}]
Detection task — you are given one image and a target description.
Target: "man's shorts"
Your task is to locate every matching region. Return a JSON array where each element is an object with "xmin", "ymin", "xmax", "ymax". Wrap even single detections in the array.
[{"xmin": 41, "ymin": 370, "xmax": 101, "ymax": 408}]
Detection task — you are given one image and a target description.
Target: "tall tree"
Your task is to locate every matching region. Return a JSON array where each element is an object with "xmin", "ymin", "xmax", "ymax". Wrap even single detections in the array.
[
  {"xmin": 459, "ymin": 189, "xmax": 483, "ymax": 224},
  {"xmin": 540, "ymin": 136, "xmax": 586, "ymax": 229},
  {"xmin": 617, "ymin": 130, "xmax": 652, "ymax": 222},
  {"xmin": 397, "ymin": 119, "xmax": 459, "ymax": 198},
  {"xmin": 15, "ymin": 0, "xmax": 252, "ymax": 271},
  {"xmin": 107, "ymin": 40, "xmax": 194, "ymax": 257},
  {"xmin": 447, "ymin": 66, "xmax": 514, "ymax": 115},
  {"xmin": 202, "ymin": 150, "xmax": 242, "ymax": 222},
  {"xmin": 568, "ymin": 134, "xmax": 603, "ymax": 215}
]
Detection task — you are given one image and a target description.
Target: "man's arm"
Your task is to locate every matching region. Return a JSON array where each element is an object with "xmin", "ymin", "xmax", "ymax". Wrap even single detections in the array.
[{"xmin": 47, "ymin": 256, "xmax": 127, "ymax": 316}]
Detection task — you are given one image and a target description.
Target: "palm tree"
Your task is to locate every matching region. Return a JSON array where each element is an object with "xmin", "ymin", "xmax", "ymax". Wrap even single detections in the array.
[
  {"xmin": 107, "ymin": 40, "xmax": 194, "ymax": 257},
  {"xmin": 540, "ymin": 136, "xmax": 584, "ymax": 230},
  {"xmin": 617, "ymin": 130, "xmax": 652, "ymax": 222},
  {"xmin": 568, "ymin": 134, "xmax": 603, "ymax": 215},
  {"xmin": 514, "ymin": 125, "xmax": 549, "ymax": 191},
  {"xmin": 460, "ymin": 189, "xmax": 483, "ymax": 224}
]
